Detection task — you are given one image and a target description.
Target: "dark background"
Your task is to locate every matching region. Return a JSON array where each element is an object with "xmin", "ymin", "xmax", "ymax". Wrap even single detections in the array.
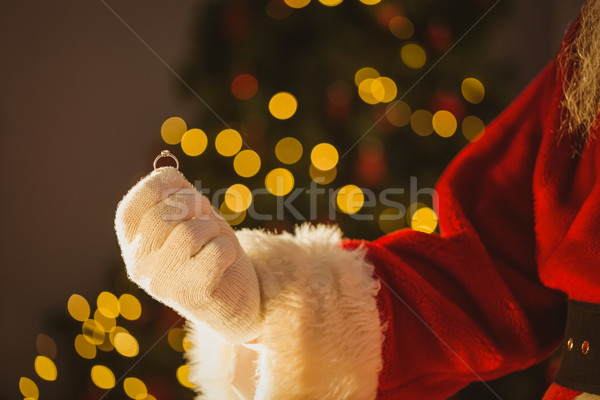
[{"xmin": 0, "ymin": 0, "xmax": 585, "ymax": 397}]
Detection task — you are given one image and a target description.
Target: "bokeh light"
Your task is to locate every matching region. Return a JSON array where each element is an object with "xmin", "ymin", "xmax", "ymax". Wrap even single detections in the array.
[
  {"xmin": 336, "ymin": 185, "xmax": 364, "ymax": 214},
  {"xmin": 215, "ymin": 129, "xmax": 243, "ymax": 157},
  {"xmin": 233, "ymin": 149, "xmax": 261, "ymax": 177},
  {"xmin": 461, "ymin": 77, "xmax": 485, "ymax": 104},
  {"xmin": 167, "ymin": 328, "xmax": 185, "ymax": 352},
  {"xmin": 82, "ymin": 319, "xmax": 105, "ymax": 345},
  {"xmin": 358, "ymin": 78, "xmax": 379, "ymax": 105},
  {"xmin": 319, "ymin": 0, "xmax": 343, "ymax": 6},
  {"xmin": 219, "ymin": 202, "xmax": 246, "ymax": 226},
  {"xmin": 389, "ymin": 16, "xmax": 414, "ymax": 39},
  {"xmin": 374, "ymin": 77, "xmax": 397, "ymax": 102},
  {"xmin": 97, "ymin": 292, "xmax": 120, "ymax": 319},
  {"xmin": 359, "ymin": 0, "xmax": 380, "ymax": 5},
  {"xmin": 114, "ymin": 332, "xmax": 139, "ymax": 358},
  {"xmin": 309, "ymin": 164, "xmax": 337, "ymax": 185},
  {"xmin": 118, "ymin": 294, "xmax": 142, "ymax": 321},
  {"xmin": 275, "ymin": 137, "xmax": 303, "ymax": 164},
  {"xmin": 36, "ymin": 334, "xmax": 57, "ymax": 359},
  {"xmin": 268, "ymin": 92, "xmax": 298, "ymax": 120},
  {"xmin": 265, "ymin": 168, "xmax": 295, "ymax": 196},
  {"xmin": 181, "ymin": 128, "xmax": 208, "ymax": 157},
  {"xmin": 311, "ymin": 143, "xmax": 339, "ymax": 171},
  {"xmin": 109, "ymin": 326, "xmax": 128, "ymax": 346},
  {"xmin": 94, "ymin": 309, "xmax": 116, "ymax": 332},
  {"xmin": 124, "ymin": 377, "xmax": 148, "ymax": 400},
  {"xmin": 91, "ymin": 365, "xmax": 115, "ymax": 389},
  {"xmin": 285, "ymin": 0, "xmax": 310, "ymax": 8},
  {"xmin": 97, "ymin": 334, "xmax": 115, "ymax": 352},
  {"xmin": 410, "ymin": 110, "xmax": 434, "ymax": 136},
  {"xmin": 67, "ymin": 294, "xmax": 90, "ymax": 322},
  {"xmin": 225, "ymin": 184, "xmax": 252, "ymax": 212},
  {"xmin": 379, "ymin": 207, "xmax": 406, "ymax": 233},
  {"xmin": 462, "ymin": 115, "xmax": 485, "ymax": 141},
  {"xmin": 432, "ymin": 110, "xmax": 457, "ymax": 137},
  {"xmin": 231, "ymin": 74, "xmax": 258, "ymax": 100},
  {"xmin": 161, "ymin": 117, "xmax": 187, "ymax": 145},
  {"xmin": 75, "ymin": 334, "xmax": 97, "ymax": 359},
  {"xmin": 19, "ymin": 377, "xmax": 39, "ymax": 399},
  {"xmin": 354, "ymin": 67, "xmax": 380, "ymax": 86},
  {"xmin": 401, "ymin": 43, "xmax": 426, "ymax": 69},
  {"xmin": 385, "ymin": 101, "xmax": 411, "ymax": 127},
  {"xmin": 411, "ymin": 207, "xmax": 438, "ymax": 233},
  {"xmin": 34, "ymin": 355, "xmax": 57, "ymax": 381},
  {"xmin": 176, "ymin": 365, "xmax": 195, "ymax": 388}
]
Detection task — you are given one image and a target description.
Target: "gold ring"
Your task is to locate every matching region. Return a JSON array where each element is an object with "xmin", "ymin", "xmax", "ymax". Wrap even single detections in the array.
[{"xmin": 153, "ymin": 150, "xmax": 179, "ymax": 171}]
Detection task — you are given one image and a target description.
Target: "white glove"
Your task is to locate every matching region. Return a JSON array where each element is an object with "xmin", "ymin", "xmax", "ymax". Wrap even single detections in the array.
[{"xmin": 115, "ymin": 167, "xmax": 262, "ymax": 343}]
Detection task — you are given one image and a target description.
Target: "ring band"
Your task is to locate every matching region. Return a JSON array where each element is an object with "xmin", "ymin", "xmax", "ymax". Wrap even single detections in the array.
[{"xmin": 153, "ymin": 150, "xmax": 179, "ymax": 171}]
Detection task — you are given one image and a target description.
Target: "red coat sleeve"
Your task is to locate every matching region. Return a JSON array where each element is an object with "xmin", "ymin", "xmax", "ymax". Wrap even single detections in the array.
[{"xmin": 343, "ymin": 60, "xmax": 567, "ymax": 399}]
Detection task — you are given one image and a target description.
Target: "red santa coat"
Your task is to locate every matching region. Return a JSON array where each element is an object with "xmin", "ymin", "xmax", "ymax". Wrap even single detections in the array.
[{"xmin": 343, "ymin": 33, "xmax": 600, "ymax": 399}]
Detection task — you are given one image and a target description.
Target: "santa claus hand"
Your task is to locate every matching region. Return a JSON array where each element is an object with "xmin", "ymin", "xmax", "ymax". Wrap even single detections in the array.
[{"xmin": 115, "ymin": 167, "xmax": 262, "ymax": 343}]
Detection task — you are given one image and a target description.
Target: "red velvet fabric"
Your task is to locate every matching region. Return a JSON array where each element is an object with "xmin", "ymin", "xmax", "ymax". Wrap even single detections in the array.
[{"xmin": 343, "ymin": 42, "xmax": 600, "ymax": 398}]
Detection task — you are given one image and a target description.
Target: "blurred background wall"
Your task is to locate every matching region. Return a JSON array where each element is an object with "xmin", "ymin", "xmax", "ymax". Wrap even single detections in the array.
[{"xmin": 0, "ymin": 0, "xmax": 585, "ymax": 397}]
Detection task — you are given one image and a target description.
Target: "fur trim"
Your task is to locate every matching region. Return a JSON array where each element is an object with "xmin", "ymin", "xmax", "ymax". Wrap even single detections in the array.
[{"xmin": 186, "ymin": 223, "xmax": 384, "ymax": 399}]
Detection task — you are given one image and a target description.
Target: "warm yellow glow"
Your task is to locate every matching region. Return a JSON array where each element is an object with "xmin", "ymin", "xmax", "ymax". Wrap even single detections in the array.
[
  {"xmin": 36, "ymin": 334, "xmax": 57, "ymax": 359},
  {"xmin": 114, "ymin": 332, "xmax": 139, "ymax": 358},
  {"xmin": 389, "ymin": 16, "xmax": 414, "ymax": 39},
  {"xmin": 19, "ymin": 377, "xmax": 39, "ymax": 399},
  {"xmin": 411, "ymin": 207, "xmax": 438, "ymax": 233},
  {"xmin": 215, "ymin": 129, "xmax": 243, "ymax": 157},
  {"xmin": 67, "ymin": 294, "xmax": 90, "ymax": 322},
  {"xmin": 275, "ymin": 137, "xmax": 303, "ymax": 164},
  {"xmin": 109, "ymin": 326, "xmax": 128, "ymax": 346},
  {"xmin": 124, "ymin": 377, "xmax": 148, "ymax": 400},
  {"xmin": 96, "ymin": 334, "xmax": 115, "ymax": 352},
  {"xmin": 176, "ymin": 365, "xmax": 195, "ymax": 388},
  {"xmin": 285, "ymin": 0, "xmax": 310, "ymax": 8},
  {"xmin": 385, "ymin": 101, "xmax": 411, "ymax": 127},
  {"xmin": 309, "ymin": 164, "xmax": 337, "ymax": 185},
  {"xmin": 233, "ymin": 149, "xmax": 261, "ymax": 177},
  {"xmin": 379, "ymin": 207, "xmax": 406, "ymax": 233},
  {"xmin": 359, "ymin": 0, "xmax": 380, "ymax": 4},
  {"xmin": 336, "ymin": 185, "xmax": 364, "ymax": 214},
  {"xmin": 74, "ymin": 334, "xmax": 97, "ymax": 359},
  {"xmin": 181, "ymin": 128, "xmax": 208, "ymax": 157},
  {"xmin": 225, "ymin": 184, "xmax": 252, "ymax": 212},
  {"xmin": 167, "ymin": 328, "xmax": 185, "ymax": 352},
  {"xmin": 82, "ymin": 319, "xmax": 105, "ymax": 345},
  {"xmin": 311, "ymin": 143, "xmax": 339, "ymax": 171},
  {"xmin": 265, "ymin": 168, "xmax": 295, "ymax": 196},
  {"xmin": 461, "ymin": 77, "xmax": 485, "ymax": 104},
  {"xmin": 375, "ymin": 77, "xmax": 398, "ymax": 103},
  {"xmin": 94, "ymin": 309, "xmax": 116, "ymax": 333},
  {"xmin": 91, "ymin": 365, "xmax": 115, "ymax": 389},
  {"xmin": 358, "ymin": 78, "xmax": 380, "ymax": 105},
  {"xmin": 119, "ymin": 294, "xmax": 142, "ymax": 321},
  {"xmin": 268, "ymin": 92, "xmax": 298, "ymax": 120},
  {"xmin": 219, "ymin": 202, "xmax": 246, "ymax": 226},
  {"xmin": 432, "ymin": 110, "xmax": 457, "ymax": 138},
  {"xmin": 319, "ymin": 0, "xmax": 343, "ymax": 6},
  {"xmin": 401, "ymin": 44, "xmax": 426, "ymax": 69},
  {"xmin": 410, "ymin": 110, "xmax": 434, "ymax": 136},
  {"xmin": 97, "ymin": 291, "xmax": 120, "ymax": 319},
  {"xmin": 462, "ymin": 115, "xmax": 485, "ymax": 141},
  {"xmin": 34, "ymin": 356, "xmax": 57, "ymax": 381},
  {"xmin": 182, "ymin": 336, "xmax": 193, "ymax": 352},
  {"xmin": 354, "ymin": 67, "xmax": 380, "ymax": 86},
  {"xmin": 161, "ymin": 117, "xmax": 187, "ymax": 145}
]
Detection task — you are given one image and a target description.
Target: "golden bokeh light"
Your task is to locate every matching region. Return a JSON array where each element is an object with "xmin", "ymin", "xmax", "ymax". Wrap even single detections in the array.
[
  {"xmin": 461, "ymin": 77, "xmax": 485, "ymax": 104},
  {"xmin": 379, "ymin": 207, "xmax": 406, "ymax": 234},
  {"xmin": 225, "ymin": 184, "xmax": 252, "ymax": 212},
  {"xmin": 265, "ymin": 168, "xmax": 295, "ymax": 196},
  {"xmin": 401, "ymin": 43, "xmax": 426, "ymax": 69},
  {"xmin": 411, "ymin": 207, "xmax": 438, "ymax": 233},
  {"xmin": 311, "ymin": 143, "xmax": 339, "ymax": 171},
  {"xmin": 75, "ymin": 334, "xmax": 97, "ymax": 359},
  {"xmin": 176, "ymin": 365, "xmax": 195, "ymax": 388},
  {"xmin": 97, "ymin": 291, "xmax": 120, "ymax": 319},
  {"xmin": 91, "ymin": 365, "xmax": 115, "ymax": 389},
  {"xmin": 181, "ymin": 128, "xmax": 208, "ymax": 157},
  {"xmin": 19, "ymin": 377, "xmax": 39, "ymax": 399},
  {"xmin": 231, "ymin": 74, "xmax": 258, "ymax": 100},
  {"xmin": 374, "ymin": 77, "xmax": 397, "ymax": 103},
  {"xmin": 36, "ymin": 334, "xmax": 57, "ymax": 359},
  {"xmin": 182, "ymin": 336, "xmax": 193, "ymax": 352},
  {"xmin": 319, "ymin": 0, "xmax": 343, "ymax": 6},
  {"xmin": 119, "ymin": 294, "xmax": 142, "ymax": 321},
  {"xmin": 410, "ymin": 110, "xmax": 434, "ymax": 136},
  {"xmin": 233, "ymin": 149, "xmax": 261, "ymax": 177},
  {"xmin": 462, "ymin": 115, "xmax": 485, "ymax": 141},
  {"xmin": 215, "ymin": 129, "xmax": 243, "ymax": 157},
  {"xmin": 309, "ymin": 164, "xmax": 337, "ymax": 185},
  {"xmin": 385, "ymin": 101, "xmax": 411, "ymax": 127},
  {"xmin": 358, "ymin": 78, "xmax": 380, "ymax": 105},
  {"xmin": 389, "ymin": 16, "xmax": 414, "ymax": 39},
  {"xmin": 109, "ymin": 326, "xmax": 128, "ymax": 345},
  {"xmin": 219, "ymin": 202, "xmax": 246, "ymax": 226},
  {"xmin": 359, "ymin": 0, "xmax": 380, "ymax": 4},
  {"xmin": 161, "ymin": 117, "xmax": 187, "ymax": 145},
  {"xmin": 285, "ymin": 0, "xmax": 310, "ymax": 8},
  {"xmin": 34, "ymin": 355, "xmax": 57, "ymax": 381},
  {"xmin": 96, "ymin": 334, "xmax": 115, "ymax": 352},
  {"xmin": 94, "ymin": 309, "xmax": 116, "ymax": 333},
  {"xmin": 268, "ymin": 92, "xmax": 298, "ymax": 120},
  {"xmin": 275, "ymin": 137, "xmax": 303, "ymax": 164},
  {"xmin": 432, "ymin": 110, "xmax": 457, "ymax": 138},
  {"xmin": 168, "ymin": 328, "xmax": 185, "ymax": 352},
  {"xmin": 354, "ymin": 67, "xmax": 380, "ymax": 86},
  {"xmin": 67, "ymin": 294, "xmax": 90, "ymax": 322},
  {"xmin": 82, "ymin": 319, "xmax": 105, "ymax": 345},
  {"xmin": 336, "ymin": 185, "xmax": 365, "ymax": 214},
  {"xmin": 124, "ymin": 377, "xmax": 148, "ymax": 400},
  {"xmin": 114, "ymin": 332, "xmax": 139, "ymax": 358}
]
